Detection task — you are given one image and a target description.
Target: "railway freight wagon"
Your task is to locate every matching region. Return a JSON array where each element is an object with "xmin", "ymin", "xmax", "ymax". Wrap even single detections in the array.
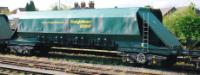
[
  {"xmin": 0, "ymin": 14, "xmax": 13, "ymax": 53},
  {"xmin": 1, "ymin": 8, "xmax": 200, "ymax": 67}
]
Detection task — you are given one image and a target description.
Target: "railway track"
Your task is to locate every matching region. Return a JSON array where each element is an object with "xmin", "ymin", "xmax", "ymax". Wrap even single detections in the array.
[
  {"xmin": 0, "ymin": 63, "xmax": 67, "ymax": 75},
  {"xmin": 0, "ymin": 55, "xmax": 177, "ymax": 75}
]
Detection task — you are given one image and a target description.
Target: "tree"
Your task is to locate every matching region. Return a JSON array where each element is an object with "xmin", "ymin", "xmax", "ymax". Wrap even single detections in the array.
[
  {"xmin": 52, "ymin": 6, "xmax": 59, "ymax": 10},
  {"xmin": 25, "ymin": 1, "xmax": 36, "ymax": 11},
  {"xmin": 163, "ymin": 4, "xmax": 200, "ymax": 49},
  {"xmin": 29, "ymin": 1, "xmax": 36, "ymax": 11},
  {"xmin": 145, "ymin": 5, "xmax": 152, "ymax": 8},
  {"xmin": 51, "ymin": 3, "xmax": 70, "ymax": 10},
  {"xmin": 25, "ymin": 3, "xmax": 30, "ymax": 11}
]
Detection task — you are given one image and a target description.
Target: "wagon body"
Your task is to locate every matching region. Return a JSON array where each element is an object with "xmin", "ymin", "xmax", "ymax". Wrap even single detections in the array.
[{"xmin": 9, "ymin": 8, "xmax": 182, "ymax": 56}]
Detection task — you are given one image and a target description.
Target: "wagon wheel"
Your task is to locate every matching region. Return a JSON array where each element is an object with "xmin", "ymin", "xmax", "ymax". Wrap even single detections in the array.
[{"xmin": 136, "ymin": 53, "xmax": 146, "ymax": 64}]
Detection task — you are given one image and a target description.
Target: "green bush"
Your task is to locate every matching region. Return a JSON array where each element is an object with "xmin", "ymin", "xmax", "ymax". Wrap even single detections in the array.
[{"xmin": 163, "ymin": 5, "xmax": 200, "ymax": 47}]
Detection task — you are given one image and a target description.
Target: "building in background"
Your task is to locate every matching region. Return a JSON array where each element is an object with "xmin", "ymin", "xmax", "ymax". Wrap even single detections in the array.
[
  {"xmin": 74, "ymin": 2, "xmax": 80, "ymax": 9},
  {"xmin": 161, "ymin": 6, "xmax": 200, "ymax": 16},
  {"xmin": 73, "ymin": 1, "xmax": 95, "ymax": 9},
  {"xmin": 0, "ymin": 7, "xmax": 9, "ymax": 14},
  {"xmin": 11, "ymin": 8, "xmax": 26, "ymax": 14},
  {"xmin": 88, "ymin": 1, "xmax": 95, "ymax": 9},
  {"xmin": 160, "ymin": 7, "xmax": 176, "ymax": 16},
  {"xmin": 195, "ymin": 8, "xmax": 200, "ymax": 15},
  {"xmin": 80, "ymin": 2, "xmax": 86, "ymax": 8}
]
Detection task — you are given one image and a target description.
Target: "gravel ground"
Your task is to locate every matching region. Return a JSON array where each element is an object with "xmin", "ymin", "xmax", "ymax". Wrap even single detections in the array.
[{"xmin": 0, "ymin": 54, "xmax": 198, "ymax": 75}]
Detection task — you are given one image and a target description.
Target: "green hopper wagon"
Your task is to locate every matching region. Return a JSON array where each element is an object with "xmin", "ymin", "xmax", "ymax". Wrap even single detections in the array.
[{"xmin": 0, "ymin": 8, "xmax": 200, "ymax": 68}]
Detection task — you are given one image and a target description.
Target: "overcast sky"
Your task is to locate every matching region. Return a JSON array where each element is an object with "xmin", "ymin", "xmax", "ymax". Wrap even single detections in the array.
[{"xmin": 0, "ymin": 0, "xmax": 199, "ymax": 11}]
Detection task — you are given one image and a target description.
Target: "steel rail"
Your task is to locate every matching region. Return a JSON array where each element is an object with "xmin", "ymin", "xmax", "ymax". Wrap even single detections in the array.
[{"xmin": 0, "ymin": 56, "xmax": 162, "ymax": 75}]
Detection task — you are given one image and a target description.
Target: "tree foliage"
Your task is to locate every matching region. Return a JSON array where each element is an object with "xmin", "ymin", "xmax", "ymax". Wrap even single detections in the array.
[
  {"xmin": 163, "ymin": 4, "xmax": 200, "ymax": 47},
  {"xmin": 25, "ymin": 3, "xmax": 29, "ymax": 11},
  {"xmin": 52, "ymin": 6, "xmax": 59, "ymax": 10},
  {"xmin": 51, "ymin": 3, "xmax": 70, "ymax": 10},
  {"xmin": 25, "ymin": 1, "xmax": 36, "ymax": 11}
]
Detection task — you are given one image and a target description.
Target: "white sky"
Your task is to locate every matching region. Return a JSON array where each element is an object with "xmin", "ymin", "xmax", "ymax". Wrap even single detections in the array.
[{"xmin": 0, "ymin": 0, "xmax": 199, "ymax": 11}]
